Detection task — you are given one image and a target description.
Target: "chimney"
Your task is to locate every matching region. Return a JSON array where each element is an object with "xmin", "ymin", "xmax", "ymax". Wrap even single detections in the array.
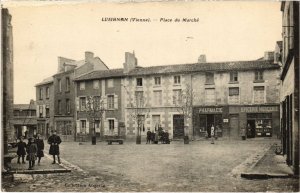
[
  {"xmin": 264, "ymin": 51, "xmax": 274, "ymax": 60},
  {"xmin": 198, "ymin": 55, "xmax": 206, "ymax": 63},
  {"xmin": 123, "ymin": 52, "xmax": 138, "ymax": 73},
  {"xmin": 85, "ymin": 51, "xmax": 94, "ymax": 63}
]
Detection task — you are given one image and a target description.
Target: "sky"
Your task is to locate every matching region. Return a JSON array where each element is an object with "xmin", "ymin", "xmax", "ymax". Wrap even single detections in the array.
[{"xmin": 3, "ymin": 1, "xmax": 282, "ymax": 104}]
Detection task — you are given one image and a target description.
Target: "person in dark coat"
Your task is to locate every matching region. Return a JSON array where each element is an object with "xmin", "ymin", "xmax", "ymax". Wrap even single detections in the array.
[
  {"xmin": 47, "ymin": 130, "xmax": 62, "ymax": 164},
  {"xmin": 16, "ymin": 137, "xmax": 26, "ymax": 164},
  {"xmin": 35, "ymin": 134, "xmax": 44, "ymax": 165},
  {"xmin": 146, "ymin": 129, "xmax": 151, "ymax": 144},
  {"xmin": 26, "ymin": 138, "xmax": 37, "ymax": 170}
]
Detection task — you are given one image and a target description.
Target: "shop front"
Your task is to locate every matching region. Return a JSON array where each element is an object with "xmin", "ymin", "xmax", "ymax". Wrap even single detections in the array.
[{"xmin": 193, "ymin": 106, "xmax": 227, "ymax": 138}]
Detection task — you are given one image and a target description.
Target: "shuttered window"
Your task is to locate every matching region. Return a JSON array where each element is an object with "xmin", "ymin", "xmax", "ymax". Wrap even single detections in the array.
[
  {"xmin": 205, "ymin": 88, "xmax": 215, "ymax": 103},
  {"xmin": 253, "ymin": 86, "xmax": 265, "ymax": 103},
  {"xmin": 228, "ymin": 87, "xmax": 239, "ymax": 104}
]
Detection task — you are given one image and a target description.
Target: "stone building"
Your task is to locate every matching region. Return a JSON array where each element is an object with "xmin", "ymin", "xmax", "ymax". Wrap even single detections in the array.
[
  {"xmin": 35, "ymin": 77, "xmax": 54, "ymax": 139},
  {"xmin": 11, "ymin": 100, "xmax": 37, "ymax": 139},
  {"xmin": 280, "ymin": 1, "xmax": 300, "ymax": 175},
  {"xmin": 74, "ymin": 69, "xmax": 125, "ymax": 141},
  {"xmin": 52, "ymin": 51, "xmax": 108, "ymax": 141},
  {"xmin": 123, "ymin": 52, "xmax": 281, "ymax": 140}
]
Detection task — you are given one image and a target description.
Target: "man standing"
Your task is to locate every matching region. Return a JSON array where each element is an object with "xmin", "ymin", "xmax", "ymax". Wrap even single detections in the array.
[
  {"xmin": 211, "ymin": 124, "xmax": 215, "ymax": 144},
  {"xmin": 48, "ymin": 130, "xmax": 62, "ymax": 164}
]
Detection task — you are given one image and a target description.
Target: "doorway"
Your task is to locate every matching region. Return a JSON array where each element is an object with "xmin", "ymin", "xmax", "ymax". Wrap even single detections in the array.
[
  {"xmin": 173, "ymin": 115, "xmax": 184, "ymax": 138},
  {"xmin": 247, "ymin": 120, "xmax": 256, "ymax": 138},
  {"xmin": 207, "ymin": 115, "xmax": 214, "ymax": 137},
  {"xmin": 229, "ymin": 114, "xmax": 239, "ymax": 139}
]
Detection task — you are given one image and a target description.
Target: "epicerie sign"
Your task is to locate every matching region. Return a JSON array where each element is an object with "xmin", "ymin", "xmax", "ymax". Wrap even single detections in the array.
[
  {"xmin": 199, "ymin": 107, "xmax": 223, "ymax": 113},
  {"xmin": 241, "ymin": 106, "xmax": 278, "ymax": 113}
]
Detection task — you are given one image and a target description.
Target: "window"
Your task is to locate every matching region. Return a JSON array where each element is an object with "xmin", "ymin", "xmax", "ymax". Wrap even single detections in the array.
[
  {"xmin": 109, "ymin": 119, "xmax": 114, "ymax": 131},
  {"xmin": 66, "ymin": 77, "xmax": 70, "ymax": 92},
  {"xmin": 228, "ymin": 87, "xmax": 239, "ymax": 104},
  {"xmin": 254, "ymin": 71, "xmax": 264, "ymax": 81},
  {"xmin": 95, "ymin": 120, "xmax": 100, "ymax": 133},
  {"xmin": 39, "ymin": 88, "xmax": 43, "ymax": 100},
  {"xmin": 152, "ymin": 115, "xmax": 161, "ymax": 131},
  {"xmin": 135, "ymin": 91, "xmax": 144, "ymax": 107},
  {"xmin": 66, "ymin": 99, "xmax": 70, "ymax": 114},
  {"xmin": 93, "ymin": 80, "xmax": 100, "ymax": 89},
  {"xmin": 46, "ymin": 87, "xmax": 50, "ymax": 99},
  {"xmin": 58, "ymin": 100, "xmax": 62, "ymax": 114},
  {"xmin": 230, "ymin": 72, "xmax": 238, "ymax": 82},
  {"xmin": 253, "ymin": 86, "xmax": 265, "ymax": 103},
  {"xmin": 205, "ymin": 88, "xmax": 215, "ymax": 103},
  {"xmin": 80, "ymin": 97, "xmax": 86, "ymax": 111},
  {"xmin": 80, "ymin": 120, "xmax": 86, "ymax": 133},
  {"xmin": 173, "ymin": 89, "xmax": 182, "ymax": 105},
  {"xmin": 205, "ymin": 72, "xmax": 214, "ymax": 84},
  {"xmin": 107, "ymin": 95, "xmax": 114, "ymax": 109},
  {"xmin": 153, "ymin": 90, "xmax": 162, "ymax": 106},
  {"xmin": 46, "ymin": 106, "xmax": 50, "ymax": 117},
  {"xmin": 39, "ymin": 105, "xmax": 43, "ymax": 118},
  {"xmin": 136, "ymin": 78, "xmax": 143, "ymax": 87},
  {"xmin": 58, "ymin": 79, "xmax": 62, "ymax": 92},
  {"xmin": 154, "ymin": 77, "xmax": 161, "ymax": 86},
  {"xmin": 80, "ymin": 82, "xmax": 85, "ymax": 90},
  {"xmin": 174, "ymin": 76, "xmax": 181, "ymax": 84},
  {"xmin": 138, "ymin": 115, "xmax": 146, "ymax": 132},
  {"xmin": 107, "ymin": 79, "xmax": 114, "ymax": 88}
]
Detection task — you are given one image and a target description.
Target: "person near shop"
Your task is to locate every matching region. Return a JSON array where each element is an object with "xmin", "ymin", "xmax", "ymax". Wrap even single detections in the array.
[
  {"xmin": 48, "ymin": 130, "xmax": 62, "ymax": 164},
  {"xmin": 146, "ymin": 129, "xmax": 152, "ymax": 144},
  {"xmin": 154, "ymin": 130, "xmax": 159, "ymax": 144},
  {"xmin": 35, "ymin": 134, "xmax": 44, "ymax": 165},
  {"xmin": 26, "ymin": 137, "xmax": 37, "ymax": 170},
  {"xmin": 16, "ymin": 137, "xmax": 26, "ymax": 164},
  {"xmin": 210, "ymin": 124, "xmax": 215, "ymax": 144}
]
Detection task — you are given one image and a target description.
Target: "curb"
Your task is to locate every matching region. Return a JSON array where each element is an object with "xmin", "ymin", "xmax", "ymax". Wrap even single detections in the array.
[{"xmin": 241, "ymin": 172, "xmax": 293, "ymax": 179}]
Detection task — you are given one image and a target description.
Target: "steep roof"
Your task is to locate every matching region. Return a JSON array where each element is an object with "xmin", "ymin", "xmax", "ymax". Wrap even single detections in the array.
[
  {"xmin": 126, "ymin": 60, "xmax": 280, "ymax": 76},
  {"xmin": 35, "ymin": 76, "xmax": 53, "ymax": 86},
  {"xmin": 75, "ymin": 68, "xmax": 124, "ymax": 81}
]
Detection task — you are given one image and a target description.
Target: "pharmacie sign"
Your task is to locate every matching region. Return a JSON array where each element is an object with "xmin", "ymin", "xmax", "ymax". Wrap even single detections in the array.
[
  {"xmin": 241, "ymin": 106, "xmax": 278, "ymax": 113},
  {"xmin": 198, "ymin": 107, "xmax": 223, "ymax": 113}
]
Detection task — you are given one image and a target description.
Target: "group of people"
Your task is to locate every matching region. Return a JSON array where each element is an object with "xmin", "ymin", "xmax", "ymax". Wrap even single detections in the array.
[
  {"xmin": 16, "ymin": 130, "xmax": 62, "ymax": 170},
  {"xmin": 146, "ymin": 128, "xmax": 170, "ymax": 144}
]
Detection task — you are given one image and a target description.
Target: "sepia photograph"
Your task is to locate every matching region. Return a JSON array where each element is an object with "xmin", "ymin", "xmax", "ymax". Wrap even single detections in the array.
[{"xmin": 1, "ymin": 1, "xmax": 299, "ymax": 192}]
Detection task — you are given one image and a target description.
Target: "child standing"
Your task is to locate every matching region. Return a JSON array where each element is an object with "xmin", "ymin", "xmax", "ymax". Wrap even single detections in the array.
[
  {"xmin": 16, "ymin": 137, "xmax": 26, "ymax": 164},
  {"xmin": 26, "ymin": 138, "xmax": 38, "ymax": 170}
]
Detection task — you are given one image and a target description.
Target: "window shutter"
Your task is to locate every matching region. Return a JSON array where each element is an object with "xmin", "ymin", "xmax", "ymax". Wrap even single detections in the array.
[
  {"xmin": 36, "ymin": 105, "xmax": 39, "ymax": 117},
  {"xmin": 76, "ymin": 97, "xmax": 79, "ymax": 111},
  {"xmin": 42, "ymin": 105, "xmax": 46, "ymax": 117},
  {"xmin": 104, "ymin": 120, "xmax": 109, "ymax": 135},
  {"xmin": 114, "ymin": 95, "xmax": 118, "ymax": 109},
  {"xmin": 114, "ymin": 119, "xmax": 119, "ymax": 135},
  {"xmin": 86, "ymin": 121, "xmax": 90, "ymax": 134},
  {"xmin": 76, "ymin": 120, "xmax": 80, "ymax": 133}
]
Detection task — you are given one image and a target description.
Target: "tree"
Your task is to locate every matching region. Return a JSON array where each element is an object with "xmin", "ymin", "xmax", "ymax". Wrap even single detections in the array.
[
  {"xmin": 86, "ymin": 96, "xmax": 106, "ymax": 144},
  {"xmin": 173, "ymin": 83, "xmax": 195, "ymax": 142}
]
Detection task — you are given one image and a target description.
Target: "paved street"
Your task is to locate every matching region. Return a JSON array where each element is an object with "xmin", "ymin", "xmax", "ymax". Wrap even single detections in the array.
[{"xmin": 3, "ymin": 139, "xmax": 299, "ymax": 192}]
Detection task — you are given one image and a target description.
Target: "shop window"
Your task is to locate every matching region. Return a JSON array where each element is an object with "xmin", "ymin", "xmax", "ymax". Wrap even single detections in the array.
[
  {"xmin": 136, "ymin": 78, "xmax": 143, "ymax": 87},
  {"xmin": 230, "ymin": 72, "xmax": 238, "ymax": 82},
  {"xmin": 205, "ymin": 72, "xmax": 214, "ymax": 84},
  {"xmin": 153, "ymin": 90, "xmax": 162, "ymax": 106},
  {"xmin": 253, "ymin": 86, "xmax": 265, "ymax": 103},
  {"xmin": 228, "ymin": 87, "xmax": 239, "ymax": 104},
  {"xmin": 205, "ymin": 88, "xmax": 215, "ymax": 104}
]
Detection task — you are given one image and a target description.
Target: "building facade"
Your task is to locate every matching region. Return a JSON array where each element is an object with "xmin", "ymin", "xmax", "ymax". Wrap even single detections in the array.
[
  {"xmin": 52, "ymin": 51, "xmax": 108, "ymax": 141},
  {"xmin": 123, "ymin": 52, "xmax": 281, "ymax": 140},
  {"xmin": 280, "ymin": 1, "xmax": 300, "ymax": 175},
  {"xmin": 74, "ymin": 69, "xmax": 125, "ymax": 141},
  {"xmin": 35, "ymin": 77, "xmax": 54, "ymax": 139},
  {"xmin": 11, "ymin": 100, "xmax": 37, "ymax": 139}
]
